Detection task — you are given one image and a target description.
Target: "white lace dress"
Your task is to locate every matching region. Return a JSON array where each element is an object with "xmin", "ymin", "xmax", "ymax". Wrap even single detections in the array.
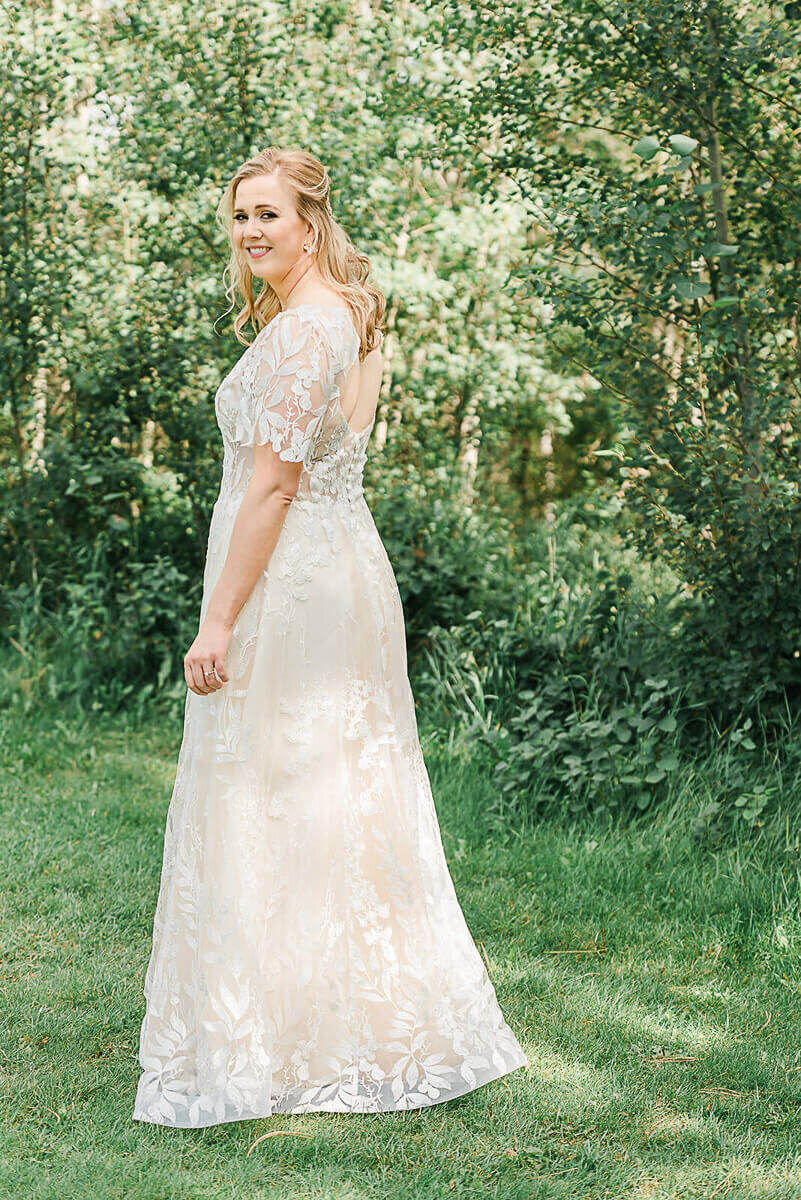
[{"xmin": 131, "ymin": 303, "xmax": 528, "ymax": 1128}]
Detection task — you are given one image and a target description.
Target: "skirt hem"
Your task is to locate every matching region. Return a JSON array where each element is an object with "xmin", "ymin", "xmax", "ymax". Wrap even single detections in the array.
[{"xmin": 131, "ymin": 1050, "xmax": 529, "ymax": 1130}]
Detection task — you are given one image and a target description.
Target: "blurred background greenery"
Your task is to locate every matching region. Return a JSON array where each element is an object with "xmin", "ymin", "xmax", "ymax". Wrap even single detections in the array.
[{"xmin": 3, "ymin": 0, "xmax": 801, "ymax": 844}]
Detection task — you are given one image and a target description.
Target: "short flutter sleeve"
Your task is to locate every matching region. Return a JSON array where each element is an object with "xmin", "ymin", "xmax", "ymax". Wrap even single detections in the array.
[{"xmin": 239, "ymin": 310, "xmax": 334, "ymax": 462}]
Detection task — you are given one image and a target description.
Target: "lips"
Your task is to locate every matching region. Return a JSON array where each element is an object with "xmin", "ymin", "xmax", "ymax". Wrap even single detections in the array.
[{"xmin": 247, "ymin": 246, "xmax": 270, "ymax": 258}]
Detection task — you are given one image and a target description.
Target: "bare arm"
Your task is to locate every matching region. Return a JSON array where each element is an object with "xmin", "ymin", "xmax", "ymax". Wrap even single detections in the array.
[
  {"xmin": 205, "ymin": 450, "xmax": 302, "ymax": 629},
  {"xmin": 183, "ymin": 450, "xmax": 303, "ymax": 696}
]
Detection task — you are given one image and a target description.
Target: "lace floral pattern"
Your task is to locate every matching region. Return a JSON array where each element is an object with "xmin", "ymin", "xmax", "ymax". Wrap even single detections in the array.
[{"xmin": 132, "ymin": 304, "xmax": 528, "ymax": 1128}]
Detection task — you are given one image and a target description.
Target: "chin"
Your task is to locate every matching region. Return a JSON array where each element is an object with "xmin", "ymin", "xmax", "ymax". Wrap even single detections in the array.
[{"xmin": 241, "ymin": 252, "xmax": 275, "ymax": 274}]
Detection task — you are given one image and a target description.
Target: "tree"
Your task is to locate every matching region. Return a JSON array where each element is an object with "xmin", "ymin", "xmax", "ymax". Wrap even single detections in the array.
[{"xmin": 420, "ymin": 0, "xmax": 801, "ymax": 720}]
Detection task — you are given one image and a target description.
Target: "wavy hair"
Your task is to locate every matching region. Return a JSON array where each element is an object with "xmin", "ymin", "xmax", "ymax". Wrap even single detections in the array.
[{"xmin": 214, "ymin": 147, "xmax": 385, "ymax": 360}]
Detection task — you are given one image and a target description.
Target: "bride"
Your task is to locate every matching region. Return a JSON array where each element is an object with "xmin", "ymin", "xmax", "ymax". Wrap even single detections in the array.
[{"xmin": 132, "ymin": 146, "xmax": 528, "ymax": 1128}]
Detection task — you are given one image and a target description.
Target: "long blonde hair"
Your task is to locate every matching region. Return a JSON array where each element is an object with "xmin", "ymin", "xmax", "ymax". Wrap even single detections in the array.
[{"xmin": 215, "ymin": 147, "xmax": 385, "ymax": 359}]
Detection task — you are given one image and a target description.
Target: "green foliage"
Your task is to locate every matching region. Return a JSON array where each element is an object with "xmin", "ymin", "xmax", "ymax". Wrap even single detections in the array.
[
  {"xmin": 417, "ymin": 508, "xmax": 689, "ymax": 819},
  {"xmin": 1, "ymin": 428, "xmax": 201, "ymax": 716},
  {"xmin": 1, "ymin": 0, "xmax": 596, "ymax": 714},
  {"xmin": 415, "ymin": 494, "xmax": 792, "ymax": 833},
  {"xmin": 690, "ymin": 716, "xmax": 785, "ymax": 841},
  {"xmin": 618, "ymin": 418, "xmax": 801, "ymax": 720},
  {"xmin": 494, "ymin": 675, "xmax": 684, "ymax": 817},
  {"xmin": 421, "ymin": 0, "xmax": 801, "ymax": 732},
  {"xmin": 369, "ymin": 463, "xmax": 520, "ymax": 655},
  {"xmin": 4, "ymin": 547, "xmax": 197, "ymax": 719}
]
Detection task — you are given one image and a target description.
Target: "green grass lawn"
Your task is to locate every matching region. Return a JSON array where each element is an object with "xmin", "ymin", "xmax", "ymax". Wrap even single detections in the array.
[{"xmin": 1, "ymin": 703, "xmax": 800, "ymax": 1199}]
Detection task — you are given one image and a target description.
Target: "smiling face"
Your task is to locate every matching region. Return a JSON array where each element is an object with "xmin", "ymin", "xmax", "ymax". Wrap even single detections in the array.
[{"xmin": 232, "ymin": 171, "xmax": 314, "ymax": 286}]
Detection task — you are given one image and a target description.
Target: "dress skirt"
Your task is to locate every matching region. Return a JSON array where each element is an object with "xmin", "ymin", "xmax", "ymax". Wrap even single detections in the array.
[{"xmin": 132, "ymin": 492, "xmax": 528, "ymax": 1127}]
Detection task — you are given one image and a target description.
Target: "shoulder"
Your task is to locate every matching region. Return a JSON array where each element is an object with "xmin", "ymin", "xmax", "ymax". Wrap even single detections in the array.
[
  {"xmin": 360, "ymin": 342, "xmax": 383, "ymax": 377},
  {"xmin": 253, "ymin": 306, "xmax": 367, "ymax": 376},
  {"xmin": 252, "ymin": 308, "xmax": 330, "ymax": 361},
  {"xmin": 257, "ymin": 306, "xmax": 320, "ymax": 340}
]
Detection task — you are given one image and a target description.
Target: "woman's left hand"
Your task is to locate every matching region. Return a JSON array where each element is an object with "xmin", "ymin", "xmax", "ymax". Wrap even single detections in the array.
[{"xmin": 184, "ymin": 616, "xmax": 233, "ymax": 696}]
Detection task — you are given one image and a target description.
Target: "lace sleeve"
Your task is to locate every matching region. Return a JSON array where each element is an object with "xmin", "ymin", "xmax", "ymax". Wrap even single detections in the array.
[{"xmin": 238, "ymin": 310, "xmax": 334, "ymax": 462}]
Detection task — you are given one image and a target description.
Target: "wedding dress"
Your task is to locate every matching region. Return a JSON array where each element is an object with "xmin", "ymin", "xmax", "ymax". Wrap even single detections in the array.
[{"xmin": 131, "ymin": 303, "xmax": 528, "ymax": 1128}]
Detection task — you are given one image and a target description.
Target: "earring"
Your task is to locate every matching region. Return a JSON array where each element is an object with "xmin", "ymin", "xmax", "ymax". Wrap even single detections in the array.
[{"xmin": 304, "ymin": 243, "xmax": 312, "ymax": 253}]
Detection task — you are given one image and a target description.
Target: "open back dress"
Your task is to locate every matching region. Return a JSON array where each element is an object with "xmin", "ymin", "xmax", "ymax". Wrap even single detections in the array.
[{"xmin": 131, "ymin": 302, "xmax": 528, "ymax": 1128}]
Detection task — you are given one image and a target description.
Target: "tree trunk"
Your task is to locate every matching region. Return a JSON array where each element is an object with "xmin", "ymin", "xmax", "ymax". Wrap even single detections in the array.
[{"xmin": 704, "ymin": 13, "xmax": 758, "ymax": 498}]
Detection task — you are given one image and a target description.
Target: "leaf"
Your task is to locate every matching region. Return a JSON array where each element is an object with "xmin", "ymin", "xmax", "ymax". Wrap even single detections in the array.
[
  {"xmin": 703, "ymin": 242, "xmax": 739, "ymax": 256},
  {"xmin": 633, "ymin": 135, "xmax": 661, "ymax": 160},
  {"xmin": 663, "ymin": 155, "xmax": 694, "ymax": 174},
  {"xmin": 668, "ymin": 134, "xmax": 699, "ymax": 155},
  {"xmin": 675, "ymin": 279, "xmax": 711, "ymax": 300}
]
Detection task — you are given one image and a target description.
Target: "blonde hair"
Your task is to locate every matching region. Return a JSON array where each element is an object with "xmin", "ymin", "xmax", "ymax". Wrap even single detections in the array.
[{"xmin": 215, "ymin": 146, "xmax": 385, "ymax": 359}]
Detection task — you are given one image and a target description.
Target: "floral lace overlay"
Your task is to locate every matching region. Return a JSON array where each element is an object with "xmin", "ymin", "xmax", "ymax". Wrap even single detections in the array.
[{"xmin": 132, "ymin": 304, "xmax": 527, "ymax": 1128}]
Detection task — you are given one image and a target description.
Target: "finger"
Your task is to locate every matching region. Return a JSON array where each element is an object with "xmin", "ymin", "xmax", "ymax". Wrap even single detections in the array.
[
  {"xmin": 201, "ymin": 662, "xmax": 222, "ymax": 693},
  {"xmin": 189, "ymin": 659, "xmax": 213, "ymax": 695},
  {"xmin": 184, "ymin": 661, "xmax": 201, "ymax": 696},
  {"xmin": 201, "ymin": 667, "xmax": 224, "ymax": 696},
  {"xmin": 215, "ymin": 659, "xmax": 229, "ymax": 683}
]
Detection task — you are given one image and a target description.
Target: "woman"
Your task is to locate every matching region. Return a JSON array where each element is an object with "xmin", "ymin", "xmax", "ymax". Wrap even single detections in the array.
[{"xmin": 132, "ymin": 147, "xmax": 528, "ymax": 1128}]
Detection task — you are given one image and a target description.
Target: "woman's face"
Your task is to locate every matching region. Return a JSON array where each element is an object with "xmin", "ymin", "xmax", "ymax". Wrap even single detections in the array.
[{"xmin": 233, "ymin": 172, "xmax": 312, "ymax": 284}]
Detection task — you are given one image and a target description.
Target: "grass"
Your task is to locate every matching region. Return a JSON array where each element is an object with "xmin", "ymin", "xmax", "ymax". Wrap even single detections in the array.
[{"xmin": 1, "ymin": 700, "xmax": 800, "ymax": 1200}]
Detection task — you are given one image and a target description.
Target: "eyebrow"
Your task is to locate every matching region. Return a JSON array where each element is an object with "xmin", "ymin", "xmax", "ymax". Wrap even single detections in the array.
[{"xmin": 233, "ymin": 201, "xmax": 279, "ymax": 213}]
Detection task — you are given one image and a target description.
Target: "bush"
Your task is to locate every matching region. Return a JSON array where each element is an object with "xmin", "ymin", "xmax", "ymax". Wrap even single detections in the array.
[
  {"xmin": 414, "ymin": 493, "xmax": 791, "ymax": 828},
  {"xmin": 370, "ymin": 464, "xmax": 523, "ymax": 656}
]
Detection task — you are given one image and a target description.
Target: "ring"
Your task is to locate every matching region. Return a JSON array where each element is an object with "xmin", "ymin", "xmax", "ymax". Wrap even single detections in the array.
[{"xmin": 203, "ymin": 668, "xmax": 216, "ymax": 677}]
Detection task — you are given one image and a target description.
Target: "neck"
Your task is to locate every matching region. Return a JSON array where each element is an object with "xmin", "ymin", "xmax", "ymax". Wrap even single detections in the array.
[{"xmin": 277, "ymin": 260, "xmax": 317, "ymax": 309}]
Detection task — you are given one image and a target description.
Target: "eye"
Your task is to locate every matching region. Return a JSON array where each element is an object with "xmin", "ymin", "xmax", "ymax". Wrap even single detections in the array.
[{"xmin": 234, "ymin": 212, "xmax": 275, "ymax": 221}]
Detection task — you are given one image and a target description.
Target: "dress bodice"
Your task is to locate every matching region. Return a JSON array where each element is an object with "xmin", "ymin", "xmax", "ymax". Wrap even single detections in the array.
[{"xmin": 213, "ymin": 304, "xmax": 374, "ymax": 506}]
